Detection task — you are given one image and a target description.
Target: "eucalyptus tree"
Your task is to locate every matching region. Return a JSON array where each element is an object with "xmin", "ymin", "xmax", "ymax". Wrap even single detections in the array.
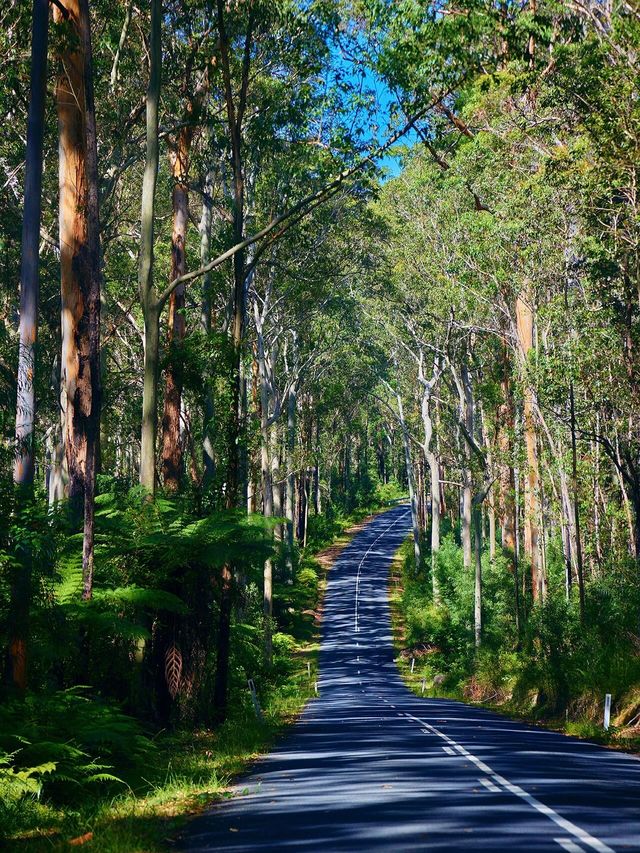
[
  {"xmin": 50, "ymin": 0, "xmax": 103, "ymax": 598},
  {"xmin": 14, "ymin": 0, "xmax": 48, "ymax": 490},
  {"xmin": 248, "ymin": 187, "xmax": 372, "ymax": 649},
  {"xmin": 160, "ymin": 4, "xmax": 210, "ymax": 492},
  {"xmin": 53, "ymin": 0, "xmax": 101, "ymax": 519},
  {"xmin": 8, "ymin": 0, "xmax": 49, "ymax": 692},
  {"xmin": 549, "ymin": 5, "xmax": 640, "ymax": 561}
]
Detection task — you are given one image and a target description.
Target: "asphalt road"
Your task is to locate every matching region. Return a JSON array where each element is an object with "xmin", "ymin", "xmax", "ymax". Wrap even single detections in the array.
[{"xmin": 178, "ymin": 505, "xmax": 640, "ymax": 852}]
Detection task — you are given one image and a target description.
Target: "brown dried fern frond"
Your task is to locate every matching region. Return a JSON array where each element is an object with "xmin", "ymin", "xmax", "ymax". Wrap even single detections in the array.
[{"xmin": 165, "ymin": 644, "xmax": 183, "ymax": 699}]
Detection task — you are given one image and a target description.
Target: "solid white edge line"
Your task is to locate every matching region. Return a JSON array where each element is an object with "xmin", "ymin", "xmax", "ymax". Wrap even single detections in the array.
[{"xmin": 405, "ymin": 713, "xmax": 615, "ymax": 853}]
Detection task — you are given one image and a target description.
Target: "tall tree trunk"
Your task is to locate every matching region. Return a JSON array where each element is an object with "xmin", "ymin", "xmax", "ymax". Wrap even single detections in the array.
[
  {"xmin": 78, "ymin": 0, "xmax": 102, "ymax": 600},
  {"xmin": 272, "ymin": 425, "xmax": 283, "ymax": 541},
  {"xmin": 54, "ymin": 0, "xmax": 101, "ymax": 598},
  {"xmin": 256, "ymin": 316, "xmax": 273, "ymax": 663},
  {"xmin": 302, "ymin": 469, "xmax": 309, "ymax": 549},
  {"xmin": 297, "ymin": 468, "xmax": 307, "ymax": 542},
  {"xmin": 528, "ymin": 0, "xmax": 537, "ymax": 68},
  {"xmin": 55, "ymin": 0, "xmax": 89, "ymax": 510},
  {"xmin": 427, "ymin": 451, "xmax": 441, "ymax": 596},
  {"xmin": 479, "ymin": 404, "xmax": 496, "ymax": 562},
  {"xmin": 49, "ymin": 393, "xmax": 66, "ymax": 505},
  {"xmin": 109, "ymin": 0, "xmax": 133, "ymax": 90},
  {"xmin": 247, "ymin": 348, "xmax": 260, "ymax": 513},
  {"xmin": 14, "ymin": 0, "xmax": 49, "ymax": 489},
  {"xmin": 396, "ymin": 391, "xmax": 421, "ymax": 570},
  {"xmin": 161, "ymin": 130, "xmax": 192, "ymax": 490},
  {"xmin": 313, "ymin": 417, "xmax": 321, "ymax": 515},
  {"xmin": 497, "ymin": 346, "xmax": 516, "ymax": 556},
  {"xmin": 516, "ymin": 294, "xmax": 544, "ymax": 601},
  {"xmin": 7, "ymin": 0, "xmax": 50, "ymax": 693},
  {"xmin": 569, "ymin": 379, "xmax": 585, "ymax": 619},
  {"xmin": 200, "ymin": 166, "xmax": 216, "ymax": 486},
  {"xmin": 285, "ymin": 381, "xmax": 297, "ymax": 578},
  {"xmin": 141, "ymin": 305, "xmax": 160, "ymax": 494},
  {"xmin": 473, "ymin": 504, "xmax": 483, "ymax": 648},
  {"xmin": 417, "ymin": 456, "xmax": 425, "ymax": 533},
  {"xmin": 548, "ymin": 459, "xmax": 575, "ymax": 600},
  {"xmin": 418, "ymin": 357, "xmax": 442, "ymax": 598},
  {"xmin": 138, "ymin": 0, "xmax": 162, "ymax": 495},
  {"xmin": 212, "ymin": 0, "xmax": 252, "ymax": 716},
  {"xmin": 614, "ymin": 432, "xmax": 636, "ymax": 558},
  {"xmin": 461, "ymin": 364, "xmax": 474, "ymax": 569}
]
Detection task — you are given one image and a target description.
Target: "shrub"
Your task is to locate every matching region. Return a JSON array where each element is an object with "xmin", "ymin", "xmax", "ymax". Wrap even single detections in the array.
[{"xmin": 0, "ymin": 689, "xmax": 153, "ymax": 802}]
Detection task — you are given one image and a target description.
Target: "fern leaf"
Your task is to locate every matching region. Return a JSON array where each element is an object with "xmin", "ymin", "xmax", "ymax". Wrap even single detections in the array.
[{"xmin": 164, "ymin": 644, "xmax": 182, "ymax": 699}]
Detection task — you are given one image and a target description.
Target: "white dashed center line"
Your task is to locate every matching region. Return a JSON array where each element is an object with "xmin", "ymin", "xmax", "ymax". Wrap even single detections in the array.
[
  {"xmin": 555, "ymin": 839, "xmax": 588, "ymax": 853},
  {"xmin": 354, "ymin": 510, "xmax": 410, "ymax": 633}
]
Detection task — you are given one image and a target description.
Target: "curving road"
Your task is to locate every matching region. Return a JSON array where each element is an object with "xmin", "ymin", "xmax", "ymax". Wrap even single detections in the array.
[{"xmin": 178, "ymin": 505, "xmax": 640, "ymax": 852}]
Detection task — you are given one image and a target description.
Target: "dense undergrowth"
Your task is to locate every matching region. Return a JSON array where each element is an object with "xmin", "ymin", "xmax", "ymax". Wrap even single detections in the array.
[
  {"xmin": 1, "ymin": 478, "xmax": 403, "ymax": 851},
  {"xmin": 390, "ymin": 528, "xmax": 640, "ymax": 750}
]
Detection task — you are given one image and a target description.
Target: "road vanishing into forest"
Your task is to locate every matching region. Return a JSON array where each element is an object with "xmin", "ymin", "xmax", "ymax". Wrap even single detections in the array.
[{"xmin": 178, "ymin": 505, "xmax": 640, "ymax": 853}]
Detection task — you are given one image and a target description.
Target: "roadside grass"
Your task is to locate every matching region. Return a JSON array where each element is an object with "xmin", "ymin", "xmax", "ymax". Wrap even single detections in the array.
[
  {"xmin": 388, "ymin": 536, "xmax": 640, "ymax": 754},
  {"xmin": 6, "ymin": 505, "xmax": 391, "ymax": 853},
  {"xmin": 7, "ymin": 668, "xmax": 314, "ymax": 852}
]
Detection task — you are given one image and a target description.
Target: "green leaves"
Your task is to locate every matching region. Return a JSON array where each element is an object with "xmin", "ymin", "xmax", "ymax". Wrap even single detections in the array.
[
  {"xmin": 0, "ymin": 689, "xmax": 152, "ymax": 811},
  {"xmin": 0, "ymin": 749, "xmax": 56, "ymax": 800}
]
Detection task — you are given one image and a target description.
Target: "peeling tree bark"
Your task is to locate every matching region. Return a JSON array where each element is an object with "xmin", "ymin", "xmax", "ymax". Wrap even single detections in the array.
[
  {"xmin": 53, "ymin": 0, "xmax": 101, "ymax": 602},
  {"xmin": 77, "ymin": 0, "xmax": 102, "ymax": 601},
  {"xmin": 162, "ymin": 64, "xmax": 208, "ymax": 490},
  {"xmin": 55, "ymin": 0, "xmax": 89, "ymax": 510},
  {"xmin": 161, "ymin": 130, "xmax": 191, "ymax": 491}
]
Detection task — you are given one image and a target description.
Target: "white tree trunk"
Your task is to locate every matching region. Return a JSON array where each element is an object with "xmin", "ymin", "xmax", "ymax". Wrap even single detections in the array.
[{"xmin": 396, "ymin": 391, "xmax": 421, "ymax": 570}]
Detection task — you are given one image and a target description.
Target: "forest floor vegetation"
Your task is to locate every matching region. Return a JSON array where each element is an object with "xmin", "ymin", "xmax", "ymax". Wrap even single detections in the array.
[
  {"xmin": 389, "ymin": 535, "xmax": 640, "ymax": 755},
  {"xmin": 3, "ymin": 497, "xmax": 399, "ymax": 853}
]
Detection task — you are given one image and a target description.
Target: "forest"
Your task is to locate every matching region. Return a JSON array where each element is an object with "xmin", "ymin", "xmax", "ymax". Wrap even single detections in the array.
[{"xmin": 1, "ymin": 0, "xmax": 640, "ymax": 849}]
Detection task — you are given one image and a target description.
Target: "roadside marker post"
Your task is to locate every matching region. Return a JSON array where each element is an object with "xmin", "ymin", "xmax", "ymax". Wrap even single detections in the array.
[
  {"xmin": 421, "ymin": 677, "xmax": 426, "ymax": 695},
  {"xmin": 604, "ymin": 693, "xmax": 612, "ymax": 730},
  {"xmin": 248, "ymin": 679, "xmax": 263, "ymax": 720},
  {"xmin": 410, "ymin": 657, "xmax": 415, "ymax": 673}
]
